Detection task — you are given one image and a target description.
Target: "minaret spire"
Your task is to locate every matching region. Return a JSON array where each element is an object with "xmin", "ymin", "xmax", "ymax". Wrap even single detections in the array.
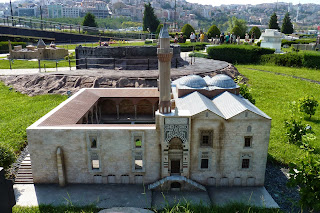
[{"xmin": 157, "ymin": 23, "xmax": 173, "ymax": 114}]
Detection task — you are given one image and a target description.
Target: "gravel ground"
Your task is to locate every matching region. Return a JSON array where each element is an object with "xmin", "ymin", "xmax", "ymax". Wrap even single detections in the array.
[
  {"xmin": 7, "ymin": 145, "xmax": 29, "ymax": 180},
  {"xmin": 265, "ymin": 162, "xmax": 301, "ymax": 212}
]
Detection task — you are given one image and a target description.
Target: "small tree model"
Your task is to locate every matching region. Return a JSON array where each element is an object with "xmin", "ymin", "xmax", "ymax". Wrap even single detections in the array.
[
  {"xmin": 82, "ymin": 13, "xmax": 97, "ymax": 28},
  {"xmin": 207, "ymin": 25, "xmax": 221, "ymax": 38},
  {"xmin": 143, "ymin": 3, "xmax": 160, "ymax": 33},
  {"xmin": 268, "ymin": 12, "xmax": 280, "ymax": 30},
  {"xmin": 299, "ymin": 96, "xmax": 319, "ymax": 118},
  {"xmin": 249, "ymin": 26, "xmax": 261, "ymax": 39},
  {"xmin": 181, "ymin": 24, "xmax": 195, "ymax": 38},
  {"xmin": 281, "ymin": 12, "xmax": 294, "ymax": 34}
]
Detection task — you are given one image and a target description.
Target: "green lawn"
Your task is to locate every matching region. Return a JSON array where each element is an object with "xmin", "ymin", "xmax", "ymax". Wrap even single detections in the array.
[
  {"xmin": 236, "ymin": 65, "xmax": 320, "ymax": 165},
  {"xmin": 237, "ymin": 64, "xmax": 320, "ymax": 82},
  {"xmin": 0, "ymin": 82, "xmax": 67, "ymax": 152},
  {"xmin": 12, "ymin": 203, "xmax": 282, "ymax": 213},
  {"xmin": 0, "ymin": 59, "xmax": 76, "ymax": 69}
]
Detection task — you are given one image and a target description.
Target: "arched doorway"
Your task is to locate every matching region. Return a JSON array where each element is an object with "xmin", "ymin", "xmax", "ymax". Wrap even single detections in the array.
[{"xmin": 168, "ymin": 137, "xmax": 183, "ymax": 175}]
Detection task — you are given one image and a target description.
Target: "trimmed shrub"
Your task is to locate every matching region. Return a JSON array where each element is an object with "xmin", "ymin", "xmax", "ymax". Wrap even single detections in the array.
[
  {"xmin": 302, "ymin": 52, "xmax": 320, "ymax": 69},
  {"xmin": 179, "ymin": 42, "xmax": 209, "ymax": 52},
  {"xmin": 261, "ymin": 52, "xmax": 320, "ymax": 69},
  {"xmin": 207, "ymin": 45, "xmax": 275, "ymax": 64},
  {"xmin": 181, "ymin": 24, "xmax": 195, "ymax": 38},
  {"xmin": 0, "ymin": 41, "xmax": 26, "ymax": 53},
  {"xmin": 260, "ymin": 53, "xmax": 303, "ymax": 67},
  {"xmin": 0, "ymin": 144, "xmax": 16, "ymax": 169},
  {"xmin": 207, "ymin": 25, "xmax": 221, "ymax": 39},
  {"xmin": 281, "ymin": 38, "xmax": 317, "ymax": 47}
]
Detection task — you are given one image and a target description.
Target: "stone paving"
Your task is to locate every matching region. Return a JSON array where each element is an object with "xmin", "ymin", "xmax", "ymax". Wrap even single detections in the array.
[
  {"xmin": 14, "ymin": 184, "xmax": 279, "ymax": 210},
  {"xmin": 0, "ymin": 52, "xmax": 230, "ymax": 79}
]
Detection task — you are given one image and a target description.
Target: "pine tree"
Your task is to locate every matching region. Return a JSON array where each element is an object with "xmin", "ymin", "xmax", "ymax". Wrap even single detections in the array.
[
  {"xmin": 143, "ymin": 3, "xmax": 160, "ymax": 33},
  {"xmin": 281, "ymin": 12, "xmax": 294, "ymax": 34},
  {"xmin": 82, "ymin": 13, "xmax": 97, "ymax": 28},
  {"xmin": 268, "ymin": 13, "xmax": 280, "ymax": 30}
]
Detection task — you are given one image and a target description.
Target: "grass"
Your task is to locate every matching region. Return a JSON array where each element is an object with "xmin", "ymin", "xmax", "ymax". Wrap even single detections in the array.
[
  {"xmin": 0, "ymin": 82, "xmax": 67, "ymax": 152},
  {"xmin": 236, "ymin": 64, "xmax": 320, "ymax": 82},
  {"xmin": 0, "ymin": 59, "xmax": 76, "ymax": 69},
  {"xmin": 12, "ymin": 203, "xmax": 282, "ymax": 213},
  {"xmin": 236, "ymin": 65, "xmax": 320, "ymax": 165}
]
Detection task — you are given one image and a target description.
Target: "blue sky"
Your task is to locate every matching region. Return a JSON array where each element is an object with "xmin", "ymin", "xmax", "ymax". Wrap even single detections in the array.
[{"xmin": 186, "ymin": 0, "xmax": 320, "ymax": 6}]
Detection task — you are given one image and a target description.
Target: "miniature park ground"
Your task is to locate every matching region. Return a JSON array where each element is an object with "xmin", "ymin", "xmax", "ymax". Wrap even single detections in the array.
[{"xmin": 1, "ymin": 62, "xmax": 320, "ymax": 212}]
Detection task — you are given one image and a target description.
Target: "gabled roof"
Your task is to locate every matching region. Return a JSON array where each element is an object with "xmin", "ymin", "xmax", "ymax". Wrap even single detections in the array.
[
  {"xmin": 175, "ymin": 92, "xmax": 224, "ymax": 118},
  {"xmin": 212, "ymin": 92, "xmax": 271, "ymax": 119},
  {"xmin": 175, "ymin": 91, "xmax": 271, "ymax": 120}
]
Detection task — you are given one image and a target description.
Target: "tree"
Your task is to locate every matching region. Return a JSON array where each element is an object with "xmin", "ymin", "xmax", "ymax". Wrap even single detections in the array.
[
  {"xmin": 249, "ymin": 26, "xmax": 261, "ymax": 39},
  {"xmin": 207, "ymin": 25, "xmax": 221, "ymax": 38},
  {"xmin": 299, "ymin": 96, "xmax": 319, "ymax": 118},
  {"xmin": 181, "ymin": 24, "xmax": 195, "ymax": 38},
  {"xmin": 155, "ymin": 24, "xmax": 163, "ymax": 35},
  {"xmin": 268, "ymin": 13, "xmax": 280, "ymax": 30},
  {"xmin": 82, "ymin": 13, "xmax": 97, "ymax": 28},
  {"xmin": 142, "ymin": 3, "xmax": 160, "ymax": 33},
  {"xmin": 281, "ymin": 12, "xmax": 294, "ymax": 34},
  {"xmin": 232, "ymin": 25, "xmax": 242, "ymax": 37},
  {"xmin": 227, "ymin": 16, "xmax": 247, "ymax": 38}
]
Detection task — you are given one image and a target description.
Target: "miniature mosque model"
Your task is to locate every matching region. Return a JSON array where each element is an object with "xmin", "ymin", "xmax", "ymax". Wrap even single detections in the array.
[{"xmin": 27, "ymin": 25, "xmax": 271, "ymax": 190}]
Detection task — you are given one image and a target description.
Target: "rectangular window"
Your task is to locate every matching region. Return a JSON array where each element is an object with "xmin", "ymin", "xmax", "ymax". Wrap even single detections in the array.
[
  {"xmin": 92, "ymin": 160, "xmax": 100, "ymax": 170},
  {"xmin": 134, "ymin": 136, "xmax": 142, "ymax": 148},
  {"xmin": 242, "ymin": 159, "xmax": 250, "ymax": 168},
  {"xmin": 90, "ymin": 136, "xmax": 97, "ymax": 148},
  {"xmin": 244, "ymin": 137, "xmax": 251, "ymax": 148},
  {"xmin": 202, "ymin": 135, "xmax": 209, "ymax": 145},
  {"xmin": 135, "ymin": 155, "xmax": 143, "ymax": 170},
  {"xmin": 201, "ymin": 159, "xmax": 209, "ymax": 169},
  {"xmin": 200, "ymin": 130, "xmax": 213, "ymax": 147}
]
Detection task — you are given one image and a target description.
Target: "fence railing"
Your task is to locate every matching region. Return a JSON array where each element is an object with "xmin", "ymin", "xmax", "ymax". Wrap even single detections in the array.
[
  {"xmin": 0, "ymin": 15, "xmax": 156, "ymax": 40},
  {"xmin": 2, "ymin": 57, "xmax": 186, "ymax": 71}
]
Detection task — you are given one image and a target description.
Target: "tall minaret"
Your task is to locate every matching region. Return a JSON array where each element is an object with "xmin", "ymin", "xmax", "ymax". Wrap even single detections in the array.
[{"xmin": 157, "ymin": 23, "xmax": 173, "ymax": 114}]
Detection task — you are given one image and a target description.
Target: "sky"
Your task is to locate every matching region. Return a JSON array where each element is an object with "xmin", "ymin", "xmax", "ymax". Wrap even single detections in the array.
[{"xmin": 186, "ymin": 0, "xmax": 320, "ymax": 6}]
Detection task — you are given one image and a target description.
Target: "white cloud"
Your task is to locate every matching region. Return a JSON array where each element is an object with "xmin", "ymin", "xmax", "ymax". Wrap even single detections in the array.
[{"xmin": 186, "ymin": 0, "xmax": 320, "ymax": 6}]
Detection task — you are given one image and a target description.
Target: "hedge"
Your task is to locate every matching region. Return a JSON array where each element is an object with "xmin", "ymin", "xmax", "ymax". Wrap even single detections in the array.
[
  {"xmin": 260, "ymin": 52, "xmax": 320, "ymax": 69},
  {"xmin": 281, "ymin": 39, "xmax": 317, "ymax": 47},
  {"xmin": 0, "ymin": 41, "xmax": 26, "ymax": 53},
  {"xmin": 207, "ymin": 45, "xmax": 275, "ymax": 64},
  {"xmin": 179, "ymin": 42, "xmax": 210, "ymax": 52}
]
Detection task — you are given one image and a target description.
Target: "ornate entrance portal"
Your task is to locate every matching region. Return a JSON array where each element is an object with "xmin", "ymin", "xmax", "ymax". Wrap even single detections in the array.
[{"xmin": 169, "ymin": 137, "xmax": 183, "ymax": 175}]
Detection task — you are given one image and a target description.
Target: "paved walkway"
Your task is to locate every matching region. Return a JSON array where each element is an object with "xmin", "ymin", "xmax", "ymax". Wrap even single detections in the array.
[
  {"xmin": 0, "ymin": 52, "xmax": 230, "ymax": 78},
  {"xmin": 14, "ymin": 184, "xmax": 279, "ymax": 209}
]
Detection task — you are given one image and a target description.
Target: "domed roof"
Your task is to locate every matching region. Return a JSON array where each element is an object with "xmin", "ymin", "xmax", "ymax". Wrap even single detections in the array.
[
  {"xmin": 208, "ymin": 74, "xmax": 237, "ymax": 88},
  {"xmin": 179, "ymin": 75, "xmax": 207, "ymax": 88}
]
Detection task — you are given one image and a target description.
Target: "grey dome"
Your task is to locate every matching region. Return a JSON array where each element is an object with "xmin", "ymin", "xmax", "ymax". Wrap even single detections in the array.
[
  {"xmin": 179, "ymin": 75, "xmax": 207, "ymax": 88},
  {"xmin": 208, "ymin": 74, "xmax": 236, "ymax": 88}
]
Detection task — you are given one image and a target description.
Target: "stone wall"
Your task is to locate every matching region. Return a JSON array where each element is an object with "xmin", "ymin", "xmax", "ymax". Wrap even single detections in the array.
[
  {"xmin": 75, "ymin": 46, "xmax": 186, "ymax": 70},
  {"xmin": 189, "ymin": 110, "xmax": 270, "ymax": 187},
  {"xmin": 9, "ymin": 48, "xmax": 68, "ymax": 60},
  {"xmin": 27, "ymin": 128, "xmax": 161, "ymax": 184}
]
